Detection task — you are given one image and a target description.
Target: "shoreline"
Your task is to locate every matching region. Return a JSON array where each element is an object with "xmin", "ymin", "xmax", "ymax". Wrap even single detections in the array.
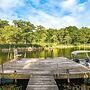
[{"xmin": 0, "ymin": 44, "xmax": 90, "ymax": 52}]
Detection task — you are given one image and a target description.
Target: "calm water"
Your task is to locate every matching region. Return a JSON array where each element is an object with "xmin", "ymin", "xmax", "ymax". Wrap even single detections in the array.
[{"xmin": 0, "ymin": 47, "xmax": 90, "ymax": 64}]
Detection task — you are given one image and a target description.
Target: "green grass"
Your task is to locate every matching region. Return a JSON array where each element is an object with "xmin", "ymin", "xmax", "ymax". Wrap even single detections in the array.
[{"xmin": 0, "ymin": 84, "xmax": 22, "ymax": 90}]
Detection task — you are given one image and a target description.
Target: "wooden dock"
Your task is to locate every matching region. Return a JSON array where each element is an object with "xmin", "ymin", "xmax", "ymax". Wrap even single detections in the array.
[
  {"xmin": 0, "ymin": 57, "xmax": 90, "ymax": 90},
  {"xmin": 26, "ymin": 74, "xmax": 58, "ymax": 90}
]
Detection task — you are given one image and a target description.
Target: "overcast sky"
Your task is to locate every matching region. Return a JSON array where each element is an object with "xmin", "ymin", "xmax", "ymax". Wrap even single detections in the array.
[{"xmin": 0, "ymin": 0, "xmax": 89, "ymax": 28}]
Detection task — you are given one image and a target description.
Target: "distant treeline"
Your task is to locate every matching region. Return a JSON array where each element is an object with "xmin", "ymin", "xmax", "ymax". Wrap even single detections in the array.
[{"xmin": 0, "ymin": 19, "xmax": 90, "ymax": 46}]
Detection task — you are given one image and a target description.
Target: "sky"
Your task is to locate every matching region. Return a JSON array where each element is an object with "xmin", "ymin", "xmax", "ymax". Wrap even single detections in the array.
[{"xmin": 0, "ymin": 0, "xmax": 90, "ymax": 28}]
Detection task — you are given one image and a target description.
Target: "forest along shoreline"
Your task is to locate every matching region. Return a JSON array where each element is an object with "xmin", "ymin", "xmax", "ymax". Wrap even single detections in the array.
[{"xmin": 0, "ymin": 20, "xmax": 90, "ymax": 48}]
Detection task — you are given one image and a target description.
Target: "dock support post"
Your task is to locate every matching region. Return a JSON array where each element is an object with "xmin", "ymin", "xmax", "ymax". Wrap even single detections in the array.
[
  {"xmin": 0, "ymin": 60, "xmax": 4, "ymax": 85},
  {"xmin": 66, "ymin": 69, "xmax": 70, "ymax": 84},
  {"xmin": 13, "ymin": 70, "xmax": 17, "ymax": 84}
]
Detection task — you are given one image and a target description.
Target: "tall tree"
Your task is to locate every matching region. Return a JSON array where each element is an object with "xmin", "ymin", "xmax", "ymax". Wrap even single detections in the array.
[
  {"xmin": 2, "ymin": 26, "xmax": 22, "ymax": 44},
  {"xmin": 13, "ymin": 20, "xmax": 35, "ymax": 44},
  {"xmin": 65, "ymin": 26, "xmax": 78, "ymax": 44},
  {"xmin": 0, "ymin": 19, "xmax": 9, "ymax": 28}
]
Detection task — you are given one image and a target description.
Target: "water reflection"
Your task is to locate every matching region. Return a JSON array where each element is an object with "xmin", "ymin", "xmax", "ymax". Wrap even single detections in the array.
[{"xmin": 0, "ymin": 47, "xmax": 90, "ymax": 64}]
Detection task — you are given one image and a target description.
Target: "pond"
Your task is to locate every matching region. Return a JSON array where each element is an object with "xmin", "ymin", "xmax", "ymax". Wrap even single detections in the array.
[{"xmin": 0, "ymin": 47, "xmax": 90, "ymax": 64}]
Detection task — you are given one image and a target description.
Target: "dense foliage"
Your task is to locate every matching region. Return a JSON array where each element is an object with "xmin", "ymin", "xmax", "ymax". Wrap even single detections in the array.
[{"xmin": 0, "ymin": 19, "xmax": 90, "ymax": 46}]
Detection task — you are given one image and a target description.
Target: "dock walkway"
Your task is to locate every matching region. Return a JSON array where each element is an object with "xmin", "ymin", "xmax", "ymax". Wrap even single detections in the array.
[{"xmin": 26, "ymin": 73, "xmax": 58, "ymax": 90}]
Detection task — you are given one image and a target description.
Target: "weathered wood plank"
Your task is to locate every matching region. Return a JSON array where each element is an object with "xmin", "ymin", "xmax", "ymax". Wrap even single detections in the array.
[{"xmin": 0, "ymin": 57, "xmax": 90, "ymax": 79}]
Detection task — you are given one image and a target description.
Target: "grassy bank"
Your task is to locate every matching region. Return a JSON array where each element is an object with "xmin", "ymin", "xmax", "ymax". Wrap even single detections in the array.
[
  {"xmin": 0, "ymin": 44, "xmax": 90, "ymax": 49},
  {"xmin": 0, "ymin": 44, "xmax": 41, "ymax": 49},
  {"xmin": 76, "ymin": 44, "xmax": 90, "ymax": 48}
]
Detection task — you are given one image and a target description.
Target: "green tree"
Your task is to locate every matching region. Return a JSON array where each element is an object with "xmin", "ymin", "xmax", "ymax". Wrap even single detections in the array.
[
  {"xmin": 0, "ymin": 19, "xmax": 9, "ymax": 28},
  {"xmin": 2, "ymin": 26, "xmax": 22, "ymax": 44},
  {"xmin": 13, "ymin": 20, "xmax": 35, "ymax": 44},
  {"xmin": 77, "ymin": 27, "xmax": 90, "ymax": 44},
  {"xmin": 34, "ymin": 25, "xmax": 47, "ymax": 44},
  {"xmin": 65, "ymin": 26, "xmax": 79, "ymax": 44}
]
